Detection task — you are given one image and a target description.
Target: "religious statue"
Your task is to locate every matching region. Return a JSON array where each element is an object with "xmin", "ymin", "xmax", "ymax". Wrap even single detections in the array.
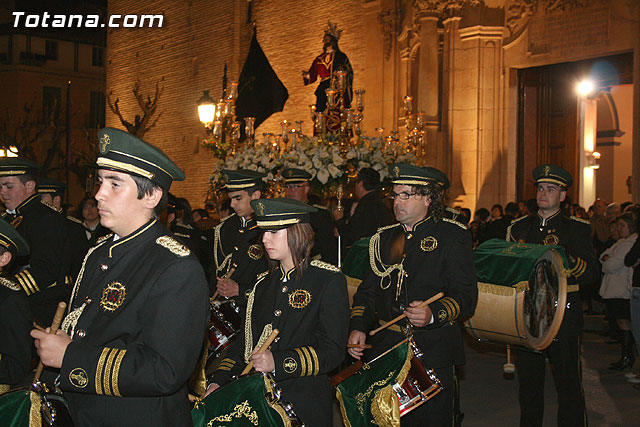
[{"xmin": 302, "ymin": 21, "xmax": 353, "ymax": 115}]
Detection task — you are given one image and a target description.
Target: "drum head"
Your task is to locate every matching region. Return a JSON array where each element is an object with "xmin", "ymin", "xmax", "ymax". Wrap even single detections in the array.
[{"xmin": 522, "ymin": 249, "xmax": 567, "ymax": 350}]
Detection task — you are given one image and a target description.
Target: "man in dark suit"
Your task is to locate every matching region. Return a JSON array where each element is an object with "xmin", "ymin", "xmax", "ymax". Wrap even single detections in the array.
[
  {"xmin": 334, "ymin": 167, "xmax": 394, "ymax": 251},
  {"xmin": 349, "ymin": 163, "xmax": 478, "ymax": 426},
  {"xmin": 282, "ymin": 167, "xmax": 338, "ymax": 264},
  {"xmin": 31, "ymin": 127, "xmax": 209, "ymax": 426}
]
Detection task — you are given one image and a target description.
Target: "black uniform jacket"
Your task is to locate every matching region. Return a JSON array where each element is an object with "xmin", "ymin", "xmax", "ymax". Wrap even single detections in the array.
[
  {"xmin": 0, "ymin": 277, "xmax": 32, "ymax": 388},
  {"xmin": 351, "ymin": 217, "xmax": 478, "ymax": 369},
  {"xmin": 336, "ymin": 191, "xmax": 394, "ymax": 249},
  {"xmin": 3, "ymin": 194, "xmax": 67, "ymax": 325},
  {"xmin": 309, "ymin": 205, "xmax": 338, "ymax": 265},
  {"xmin": 171, "ymin": 222, "xmax": 212, "ymax": 277},
  {"xmin": 211, "ymin": 261, "xmax": 350, "ymax": 427},
  {"xmin": 507, "ymin": 211, "xmax": 599, "ymax": 335},
  {"xmin": 63, "ymin": 215, "xmax": 90, "ymax": 285},
  {"xmin": 59, "ymin": 219, "xmax": 209, "ymax": 427},
  {"xmin": 212, "ymin": 214, "xmax": 267, "ymax": 303}
]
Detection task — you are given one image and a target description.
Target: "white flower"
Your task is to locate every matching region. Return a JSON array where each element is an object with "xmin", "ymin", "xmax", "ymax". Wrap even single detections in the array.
[
  {"xmin": 328, "ymin": 163, "xmax": 341, "ymax": 178},
  {"xmin": 317, "ymin": 168, "xmax": 329, "ymax": 184},
  {"xmin": 312, "ymin": 155, "xmax": 323, "ymax": 169}
]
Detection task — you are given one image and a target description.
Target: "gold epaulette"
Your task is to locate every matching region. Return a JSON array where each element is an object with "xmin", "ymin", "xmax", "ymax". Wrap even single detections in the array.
[
  {"xmin": 156, "ymin": 235, "xmax": 190, "ymax": 257},
  {"xmin": 173, "ymin": 232, "xmax": 190, "ymax": 239},
  {"xmin": 0, "ymin": 277, "xmax": 20, "ymax": 291},
  {"xmin": 0, "ymin": 212, "xmax": 6, "ymax": 219},
  {"xmin": 67, "ymin": 216, "xmax": 82, "ymax": 224},
  {"xmin": 310, "ymin": 259, "xmax": 340, "ymax": 272},
  {"xmin": 40, "ymin": 199, "xmax": 60, "ymax": 212},
  {"xmin": 312, "ymin": 204, "xmax": 328, "ymax": 211},
  {"xmin": 570, "ymin": 215, "xmax": 590, "ymax": 225},
  {"xmin": 256, "ymin": 270, "xmax": 269, "ymax": 281},
  {"xmin": 442, "ymin": 217, "xmax": 467, "ymax": 230},
  {"xmin": 446, "ymin": 207, "xmax": 459, "ymax": 214},
  {"xmin": 96, "ymin": 233, "xmax": 113, "ymax": 245},
  {"xmin": 376, "ymin": 223, "xmax": 401, "ymax": 233}
]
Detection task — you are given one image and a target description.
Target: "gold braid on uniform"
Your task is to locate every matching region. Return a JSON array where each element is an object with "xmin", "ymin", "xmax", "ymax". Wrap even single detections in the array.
[
  {"xmin": 62, "ymin": 240, "xmax": 109, "ymax": 337},
  {"xmin": 244, "ymin": 272, "xmax": 271, "ymax": 363},
  {"xmin": 369, "ymin": 231, "xmax": 406, "ymax": 300},
  {"xmin": 213, "ymin": 218, "xmax": 233, "ymax": 274}
]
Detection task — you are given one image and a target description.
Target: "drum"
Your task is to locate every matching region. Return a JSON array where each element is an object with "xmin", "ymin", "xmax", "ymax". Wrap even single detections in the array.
[
  {"xmin": 465, "ymin": 239, "xmax": 569, "ymax": 350},
  {"xmin": 0, "ymin": 383, "xmax": 74, "ymax": 427},
  {"xmin": 191, "ymin": 373, "xmax": 302, "ymax": 427},
  {"xmin": 335, "ymin": 339, "xmax": 442, "ymax": 426},
  {"xmin": 208, "ymin": 299, "xmax": 242, "ymax": 358}
]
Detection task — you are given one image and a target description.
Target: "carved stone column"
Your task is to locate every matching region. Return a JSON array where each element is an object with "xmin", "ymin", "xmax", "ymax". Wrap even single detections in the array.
[
  {"xmin": 633, "ymin": 17, "xmax": 640, "ymax": 203},
  {"xmin": 414, "ymin": 1, "xmax": 443, "ymax": 122}
]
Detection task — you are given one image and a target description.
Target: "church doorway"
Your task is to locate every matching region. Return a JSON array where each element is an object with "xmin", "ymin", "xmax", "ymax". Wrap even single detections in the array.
[{"xmin": 516, "ymin": 52, "xmax": 633, "ymax": 208}]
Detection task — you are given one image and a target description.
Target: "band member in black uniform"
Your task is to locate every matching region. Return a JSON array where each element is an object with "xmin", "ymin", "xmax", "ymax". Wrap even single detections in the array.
[
  {"xmin": 282, "ymin": 168, "xmax": 338, "ymax": 264},
  {"xmin": 206, "ymin": 198, "xmax": 350, "ymax": 426},
  {"xmin": 0, "ymin": 159, "xmax": 68, "ymax": 327},
  {"xmin": 507, "ymin": 164, "xmax": 598, "ymax": 427},
  {"xmin": 38, "ymin": 178, "xmax": 90, "ymax": 288},
  {"xmin": 348, "ymin": 163, "xmax": 478, "ymax": 426},
  {"xmin": 213, "ymin": 170, "xmax": 268, "ymax": 303},
  {"xmin": 0, "ymin": 218, "xmax": 32, "ymax": 392},
  {"xmin": 30, "ymin": 127, "xmax": 209, "ymax": 426},
  {"xmin": 77, "ymin": 196, "xmax": 112, "ymax": 246}
]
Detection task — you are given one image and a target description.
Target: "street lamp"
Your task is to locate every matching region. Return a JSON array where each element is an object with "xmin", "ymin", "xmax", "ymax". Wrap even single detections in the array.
[{"xmin": 197, "ymin": 90, "xmax": 216, "ymax": 127}]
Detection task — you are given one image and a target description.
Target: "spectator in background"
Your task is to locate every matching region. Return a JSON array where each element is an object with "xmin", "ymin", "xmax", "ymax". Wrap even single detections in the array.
[
  {"xmin": 192, "ymin": 208, "xmax": 209, "ymax": 224},
  {"xmin": 600, "ymin": 213, "xmax": 637, "ymax": 370},
  {"xmin": 518, "ymin": 200, "xmax": 528, "ymax": 217},
  {"xmin": 574, "ymin": 206, "xmax": 589, "ymax": 220},
  {"xmin": 459, "ymin": 208, "xmax": 472, "ymax": 225},
  {"xmin": 470, "ymin": 207, "xmax": 490, "ymax": 247},
  {"xmin": 490, "ymin": 203, "xmax": 503, "ymax": 221},
  {"xmin": 78, "ymin": 196, "xmax": 111, "ymax": 246},
  {"xmin": 526, "ymin": 198, "xmax": 538, "ymax": 216},
  {"xmin": 217, "ymin": 198, "xmax": 232, "ymax": 221},
  {"xmin": 334, "ymin": 167, "xmax": 394, "ymax": 250},
  {"xmin": 624, "ymin": 215, "xmax": 640, "ymax": 388},
  {"xmin": 591, "ymin": 199, "xmax": 610, "ymax": 257},
  {"xmin": 481, "ymin": 202, "xmax": 519, "ymax": 243}
]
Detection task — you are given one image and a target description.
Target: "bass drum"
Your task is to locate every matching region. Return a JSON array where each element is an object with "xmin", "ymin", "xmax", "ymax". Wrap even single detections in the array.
[{"xmin": 465, "ymin": 239, "xmax": 568, "ymax": 350}]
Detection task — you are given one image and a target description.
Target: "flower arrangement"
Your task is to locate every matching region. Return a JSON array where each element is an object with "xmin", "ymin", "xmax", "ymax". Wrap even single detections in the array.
[{"xmin": 208, "ymin": 136, "xmax": 416, "ymax": 197}]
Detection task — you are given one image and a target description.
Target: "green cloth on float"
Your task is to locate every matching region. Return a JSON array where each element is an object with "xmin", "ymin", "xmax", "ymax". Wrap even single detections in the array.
[
  {"xmin": 191, "ymin": 373, "xmax": 289, "ymax": 427},
  {"xmin": 0, "ymin": 389, "xmax": 32, "ymax": 427},
  {"xmin": 474, "ymin": 239, "xmax": 569, "ymax": 287},
  {"xmin": 336, "ymin": 341, "xmax": 411, "ymax": 427},
  {"xmin": 341, "ymin": 237, "xmax": 371, "ymax": 280}
]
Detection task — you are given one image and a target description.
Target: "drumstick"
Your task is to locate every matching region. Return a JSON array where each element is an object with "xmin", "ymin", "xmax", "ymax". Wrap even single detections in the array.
[
  {"xmin": 240, "ymin": 329, "xmax": 279, "ymax": 376},
  {"xmin": 33, "ymin": 301, "xmax": 67, "ymax": 382},
  {"xmin": 211, "ymin": 266, "xmax": 237, "ymax": 301},
  {"xmin": 369, "ymin": 292, "xmax": 444, "ymax": 336},
  {"xmin": 33, "ymin": 322, "xmax": 46, "ymax": 332},
  {"xmin": 347, "ymin": 343, "xmax": 372, "ymax": 349}
]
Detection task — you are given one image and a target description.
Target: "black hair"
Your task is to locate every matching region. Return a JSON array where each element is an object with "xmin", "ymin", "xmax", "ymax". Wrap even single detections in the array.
[
  {"xmin": 410, "ymin": 182, "xmax": 444, "ymax": 221},
  {"xmin": 358, "ymin": 168, "xmax": 381, "ymax": 192},
  {"xmin": 475, "ymin": 208, "xmax": 490, "ymax": 221},
  {"xmin": 130, "ymin": 175, "xmax": 168, "ymax": 218},
  {"xmin": 491, "ymin": 204, "xmax": 503, "ymax": 216},
  {"xmin": 505, "ymin": 202, "xmax": 519, "ymax": 217},
  {"xmin": 616, "ymin": 212, "xmax": 637, "ymax": 235},
  {"xmin": 193, "ymin": 208, "xmax": 209, "ymax": 220},
  {"xmin": 17, "ymin": 173, "xmax": 36, "ymax": 185}
]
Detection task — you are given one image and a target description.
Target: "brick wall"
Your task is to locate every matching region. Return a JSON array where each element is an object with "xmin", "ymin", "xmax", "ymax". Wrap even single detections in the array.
[{"xmin": 107, "ymin": 0, "xmax": 373, "ymax": 208}]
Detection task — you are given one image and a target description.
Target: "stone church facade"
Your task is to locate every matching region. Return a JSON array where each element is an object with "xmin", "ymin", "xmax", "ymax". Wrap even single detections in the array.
[{"xmin": 106, "ymin": 0, "xmax": 640, "ymax": 211}]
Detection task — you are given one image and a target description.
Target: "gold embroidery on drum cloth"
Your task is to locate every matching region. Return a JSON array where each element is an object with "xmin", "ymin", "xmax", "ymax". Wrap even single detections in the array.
[
  {"xmin": 69, "ymin": 368, "xmax": 89, "ymax": 388},
  {"xmin": 420, "ymin": 236, "xmax": 438, "ymax": 252},
  {"xmin": 217, "ymin": 358, "xmax": 236, "ymax": 371},
  {"xmin": 288, "ymin": 289, "xmax": 312, "ymax": 309},
  {"xmin": 354, "ymin": 371, "xmax": 395, "ymax": 416},
  {"xmin": 100, "ymin": 281, "xmax": 126, "ymax": 312},
  {"xmin": 371, "ymin": 385, "xmax": 400, "ymax": 427},
  {"xmin": 283, "ymin": 357, "xmax": 298, "ymax": 374},
  {"xmin": 210, "ymin": 400, "xmax": 259, "ymax": 426},
  {"xmin": 29, "ymin": 388, "xmax": 43, "ymax": 427},
  {"xmin": 351, "ymin": 305, "xmax": 365, "ymax": 318}
]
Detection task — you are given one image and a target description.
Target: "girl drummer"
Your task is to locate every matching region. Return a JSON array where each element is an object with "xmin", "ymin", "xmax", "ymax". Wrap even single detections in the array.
[{"xmin": 205, "ymin": 198, "xmax": 350, "ymax": 426}]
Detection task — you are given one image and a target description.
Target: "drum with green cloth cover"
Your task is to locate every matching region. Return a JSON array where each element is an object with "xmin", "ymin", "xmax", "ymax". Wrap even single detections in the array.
[{"xmin": 466, "ymin": 239, "xmax": 569, "ymax": 350}]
